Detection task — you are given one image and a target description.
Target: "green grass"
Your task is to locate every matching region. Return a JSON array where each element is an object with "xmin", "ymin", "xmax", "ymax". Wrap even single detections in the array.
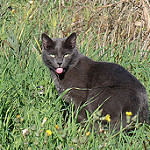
[{"xmin": 0, "ymin": 0, "xmax": 150, "ymax": 149}]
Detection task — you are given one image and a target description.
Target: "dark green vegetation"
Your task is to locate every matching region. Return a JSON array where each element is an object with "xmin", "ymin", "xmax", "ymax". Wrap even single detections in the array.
[{"xmin": 0, "ymin": 0, "xmax": 149, "ymax": 149}]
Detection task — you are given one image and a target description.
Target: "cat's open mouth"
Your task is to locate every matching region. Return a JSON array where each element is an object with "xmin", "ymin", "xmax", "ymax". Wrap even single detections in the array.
[{"xmin": 56, "ymin": 67, "xmax": 64, "ymax": 74}]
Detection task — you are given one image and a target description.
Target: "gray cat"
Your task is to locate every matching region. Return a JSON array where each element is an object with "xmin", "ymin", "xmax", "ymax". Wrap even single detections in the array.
[{"xmin": 41, "ymin": 32, "xmax": 149, "ymax": 129}]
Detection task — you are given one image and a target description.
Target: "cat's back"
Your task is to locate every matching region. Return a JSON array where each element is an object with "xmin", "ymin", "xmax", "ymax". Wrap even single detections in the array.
[
  {"xmin": 71, "ymin": 55, "xmax": 145, "ymax": 91},
  {"xmin": 87, "ymin": 59, "xmax": 146, "ymax": 91}
]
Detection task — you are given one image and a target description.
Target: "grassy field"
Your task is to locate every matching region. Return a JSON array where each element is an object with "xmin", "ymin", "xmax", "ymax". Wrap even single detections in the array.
[{"xmin": 0, "ymin": 0, "xmax": 150, "ymax": 149}]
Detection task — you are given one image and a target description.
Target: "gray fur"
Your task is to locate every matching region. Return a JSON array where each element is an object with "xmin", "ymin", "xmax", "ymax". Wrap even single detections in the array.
[{"xmin": 41, "ymin": 33, "xmax": 149, "ymax": 129}]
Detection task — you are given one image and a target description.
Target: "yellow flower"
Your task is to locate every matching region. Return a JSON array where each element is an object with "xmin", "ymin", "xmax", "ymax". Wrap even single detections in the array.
[
  {"xmin": 126, "ymin": 111, "xmax": 132, "ymax": 116},
  {"xmin": 105, "ymin": 114, "xmax": 111, "ymax": 122},
  {"xmin": 55, "ymin": 125, "xmax": 59, "ymax": 130},
  {"xmin": 86, "ymin": 131, "xmax": 90, "ymax": 137},
  {"xmin": 12, "ymin": 9, "xmax": 15, "ymax": 13},
  {"xmin": 126, "ymin": 111, "xmax": 132, "ymax": 123},
  {"xmin": 46, "ymin": 130, "xmax": 52, "ymax": 136},
  {"xmin": 20, "ymin": 117, "xmax": 24, "ymax": 123},
  {"xmin": 29, "ymin": 1, "xmax": 34, "ymax": 4},
  {"xmin": 17, "ymin": 115, "xmax": 20, "ymax": 119}
]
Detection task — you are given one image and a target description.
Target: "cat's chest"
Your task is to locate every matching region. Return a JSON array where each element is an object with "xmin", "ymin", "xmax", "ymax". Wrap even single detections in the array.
[{"xmin": 59, "ymin": 69, "xmax": 89, "ymax": 89}]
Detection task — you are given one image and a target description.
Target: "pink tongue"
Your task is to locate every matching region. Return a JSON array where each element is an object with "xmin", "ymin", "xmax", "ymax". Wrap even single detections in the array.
[{"xmin": 56, "ymin": 68, "xmax": 63, "ymax": 74}]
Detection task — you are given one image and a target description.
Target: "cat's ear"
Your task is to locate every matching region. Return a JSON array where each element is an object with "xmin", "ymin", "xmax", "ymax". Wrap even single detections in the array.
[
  {"xmin": 41, "ymin": 33, "xmax": 55, "ymax": 49},
  {"xmin": 64, "ymin": 33, "xmax": 76, "ymax": 49}
]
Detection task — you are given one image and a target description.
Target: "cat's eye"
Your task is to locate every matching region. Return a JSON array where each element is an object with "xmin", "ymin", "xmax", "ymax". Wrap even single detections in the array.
[
  {"xmin": 50, "ymin": 54, "xmax": 55, "ymax": 58},
  {"xmin": 64, "ymin": 54, "xmax": 70, "ymax": 58}
]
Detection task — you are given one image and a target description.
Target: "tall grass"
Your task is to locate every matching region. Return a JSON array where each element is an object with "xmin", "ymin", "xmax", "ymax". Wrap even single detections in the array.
[{"xmin": 0, "ymin": 0, "xmax": 149, "ymax": 149}]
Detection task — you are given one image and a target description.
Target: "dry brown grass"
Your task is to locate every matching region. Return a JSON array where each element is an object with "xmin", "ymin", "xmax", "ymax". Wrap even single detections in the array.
[{"xmin": 54, "ymin": 0, "xmax": 149, "ymax": 57}]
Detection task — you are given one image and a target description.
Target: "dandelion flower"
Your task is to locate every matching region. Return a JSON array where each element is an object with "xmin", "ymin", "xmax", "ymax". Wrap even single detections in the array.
[
  {"xmin": 12, "ymin": 9, "xmax": 15, "ymax": 13},
  {"xmin": 86, "ymin": 131, "xmax": 90, "ymax": 137},
  {"xmin": 126, "ymin": 111, "xmax": 132, "ymax": 116},
  {"xmin": 46, "ymin": 130, "xmax": 52, "ymax": 136},
  {"xmin": 17, "ymin": 115, "xmax": 20, "ymax": 119},
  {"xmin": 20, "ymin": 117, "xmax": 24, "ymax": 123},
  {"xmin": 105, "ymin": 114, "xmax": 111, "ymax": 122},
  {"xmin": 42, "ymin": 117, "xmax": 47, "ymax": 126},
  {"xmin": 55, "ymin": 125, "xmax": 59, "ymax": 130},
  {"xmin": 126, "ymin": 111, "xmax": 132, "ymax": 123}
]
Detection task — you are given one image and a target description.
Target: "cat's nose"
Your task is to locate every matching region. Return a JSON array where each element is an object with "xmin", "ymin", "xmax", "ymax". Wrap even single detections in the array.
[{"xmin": 57, "ymin": 63, "xmax": 62, "ymax": 66}]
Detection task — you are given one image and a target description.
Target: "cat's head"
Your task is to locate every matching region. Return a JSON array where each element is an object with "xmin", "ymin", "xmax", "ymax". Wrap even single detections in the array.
[{"xmin": 41, "ymin": 33, "xmax": 79, "ymax": 74}]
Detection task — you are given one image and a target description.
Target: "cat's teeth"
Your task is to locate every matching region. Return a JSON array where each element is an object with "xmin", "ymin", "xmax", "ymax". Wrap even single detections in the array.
[{"xmin": 56, "ymin": 68, "xmax": 63, "ymax": 74}]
